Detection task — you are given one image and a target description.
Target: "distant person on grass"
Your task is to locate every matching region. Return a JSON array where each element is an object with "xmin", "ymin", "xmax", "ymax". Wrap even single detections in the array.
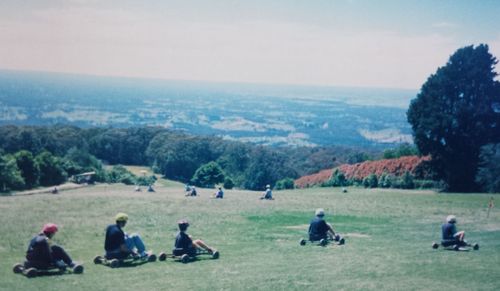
[
  {"xmin": 213, "ymin": 187, "xmax": 224, "ymax": 199},
  {"xmin": 24, "ymin": 223, "xmax": 83, "ymax": 273},
  {"xmin": 308, "ymin": 208, "xmax": 344, "ymax": 245},
  {"xmin": 187, "ymin": 186, "xmax": 197, "ymax": 196},
  {"xmin": 260, "ymin": 184, "xmax": 273, "ymax": 200},
  {"xmin": 174, "ymin": 219, "xmax": 218, "ymax": 257},
  {"xmin": 441, "ymin": 215, "xmax": 468, "ymax": 248},
  {"xmin": 104, "ymin": 213, "xmax": 152, "ymax": 260}
]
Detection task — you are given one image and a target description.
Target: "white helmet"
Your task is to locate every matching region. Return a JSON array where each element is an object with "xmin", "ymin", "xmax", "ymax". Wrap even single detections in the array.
[
  {"xmin": 315, "ymin": 208, "xmax": 325, "ymax": 217},
  {"xmin": 446, "ymin": 215, "xmax": 457, "ymax": 223}
]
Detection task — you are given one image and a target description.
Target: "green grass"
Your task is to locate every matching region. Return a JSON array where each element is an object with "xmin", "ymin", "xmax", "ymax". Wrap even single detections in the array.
[{"xmin": 1, "ymin": 184, "xmax": 499, "ymax": 290}]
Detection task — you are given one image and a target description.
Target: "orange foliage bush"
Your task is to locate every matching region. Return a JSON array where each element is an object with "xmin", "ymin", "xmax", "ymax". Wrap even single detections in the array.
[
  {"xmin": 294, "ymin": 155, "xmax": 430, "ymax": 188},
  {"xmin": 294, "ymin": 168, "xmax": 333, "ymax": 189}
]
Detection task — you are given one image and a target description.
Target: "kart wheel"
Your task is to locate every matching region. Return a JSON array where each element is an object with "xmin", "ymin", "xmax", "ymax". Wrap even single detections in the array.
[
  {"xmin": 299, "ymin": 239, "xmax": 306, "ymax": 246},
  {"xmin": 72, "ymin": 265, "xmax": 84, "ymax": 274},
  {"xmin": 319, "ymin": 239, "xmax": 327, "ymax": 246},
  {"xmin": 158, "ymin": 252, "xmax": 167, "ymax": 261},
  {"xmin": 24, "ymin": 268, "xmax": 37, "ymax": 278},
  {"xmin": 93, "ymin": 255, "xmax": 103, "ymax": 264},
  {"xmin": 147, "ymin": 254, "xmax": 157, "ymax": 262},
  {"xmin": 473, "ymin": 243, "xmax": 479, "ymax": 250},
  {"xmin": 181, "ymin": 254, "xmax": 190, "ymax": 264},
  {"xmin": 110, "ymin": 259, "xmax": 120, "ymax": 268},
  {"xmin": 13, "ymin": 263, "xmax": 23, "ymax": 274},
  {"xmin": 338, "ymin": 238, "xmax": 345, "ymax": 245},
  {"xmin": 211, "ymin": 251, "xmax": 220, "ymax": 260},
  {"xmin": 432, "ymin": 242, "xmax": 439, "ymax": 249}
]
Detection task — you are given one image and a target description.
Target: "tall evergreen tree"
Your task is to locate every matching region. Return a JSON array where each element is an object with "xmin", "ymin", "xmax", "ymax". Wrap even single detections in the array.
[
  {"xmin": 14, "ymin": 150, "xmax": 39, "ymax": 188},
  {"xmin": 407, "ymin": 44, "xmax": 500, "ymax": 192}
]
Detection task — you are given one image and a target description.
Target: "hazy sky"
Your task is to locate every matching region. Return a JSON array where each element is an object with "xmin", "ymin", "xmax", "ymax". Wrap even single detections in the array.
[{"xmin": 0, "ymin": 0, "xmax": 499, "ymax": 89}]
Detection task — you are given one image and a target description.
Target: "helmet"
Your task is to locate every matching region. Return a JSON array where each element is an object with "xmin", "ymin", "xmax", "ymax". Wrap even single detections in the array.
[
  {"xmin": 266, "ymin": 184, "xmax": 271, "ymax": 189},
  {"xmin": 178, "ymin": 219, "xmax": 190, "ymax": 231},
  {"xmin": 115, "ymin": 213, "xmax": 129, "ymax": 222},
  {"xmin": 446, "ymin": 215, "xmax": 456, "ymax": 223},
  {"xmin": 178, "ymin": 219, "xmax": 189, "ymax": 227},
  {"xmin": 42, "ymin": 223, "xmax": 58, "ymax": 235},
  {"xmin": 315, "ymin": 208, "xmax": 325, "ymax": 217}
]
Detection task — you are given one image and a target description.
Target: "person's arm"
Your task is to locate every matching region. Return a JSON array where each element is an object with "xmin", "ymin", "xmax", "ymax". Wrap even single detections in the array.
[
  {"xmin": 326, "ymin": 222, "xmax": 336, "ymax": 236},
  {"xmin": 120, "ymin": 243, "xmax": 130, "ymax": 253}
]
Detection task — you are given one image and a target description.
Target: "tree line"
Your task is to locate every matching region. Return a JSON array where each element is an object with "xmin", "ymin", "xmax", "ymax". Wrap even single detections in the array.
[{"xmin": 0, "ymin": 125, "xmax": 378, "ymax": 192}]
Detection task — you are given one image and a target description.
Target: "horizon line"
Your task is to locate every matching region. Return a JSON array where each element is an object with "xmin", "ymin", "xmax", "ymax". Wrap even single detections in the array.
[{"xmin": 0, "ymin": 67, "xmax": 420, "ymax": 92}]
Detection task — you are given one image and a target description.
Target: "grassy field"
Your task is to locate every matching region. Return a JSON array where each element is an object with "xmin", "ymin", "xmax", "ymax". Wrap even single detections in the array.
[{"xmin": 1, "ymin": 182, "xmax": 499, "ymax": 290}]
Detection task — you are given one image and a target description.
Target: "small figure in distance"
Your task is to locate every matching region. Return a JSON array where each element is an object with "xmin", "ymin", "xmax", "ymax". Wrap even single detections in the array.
[
  {"xmin": 174, "ymin": 220, "xmax": 218, "ymax": 258},
  {"xmin": 190, "ymin": 186, "xmax": 197, "ymax": 196},
  {"xmin": 307, "ymin": 208, "xmax": 344, "ymax": 246},
  {"xmin": 342, "ymin": 187, "xmax": 347, "ymax": 193},
  {"xmin": 147, "ymin": 184, "xmax": 155, "ymax": 192},
  {"xmin": 134, "ymin": 185, "xmax": 141, "ymax": 192},
  {"xmin": 212, "ymin": 187, "xmax": 224, "ymax": 199},
  {"xmin": 104, "ymin": 213, "xmax": 153, "ymax": 260},
  {"xmin": 260, "ymin": 184, "xmax": 274, "ymax": 200},
  {"xmin": 51, "ymin": 187, "xmax": 58, "ymax": 194},
  {"xmin": 185, "ymin": 184, "xmax": 191, "ymax": 193},
  {"xmin": 441, "ymin": 215, "xmax": 478, "ymax": 250},
  {"xmin": 24, "ymin": 223, "xmax": 83, "ymax": 273}
]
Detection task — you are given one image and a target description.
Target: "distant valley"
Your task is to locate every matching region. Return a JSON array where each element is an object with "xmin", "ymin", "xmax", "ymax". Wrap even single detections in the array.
[{"xmin": 0, "ymin": 70, "xmax": 417, "ymax": 148}]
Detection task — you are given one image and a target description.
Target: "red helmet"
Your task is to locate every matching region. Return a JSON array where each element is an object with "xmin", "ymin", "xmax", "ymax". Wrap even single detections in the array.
[{"xmin": 42, "ymin": 223, "xmax": 58, "ymax": 235}]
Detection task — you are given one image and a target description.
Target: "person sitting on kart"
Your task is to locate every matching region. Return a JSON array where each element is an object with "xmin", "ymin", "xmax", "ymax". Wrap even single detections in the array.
[
  {"xmin": 186, "ymin": 186, "xmax": 197, "ymax": 196},
  {"xmin": 174, "ymin": 220, "xmax": 217, "ymax": 257},
  {"xmin": 260, "ymin": 184, "xmax": 273, "ymax": 200},
  {"xmin": 308, "ymin": 208, "xmax": 343, "ymax": 244},
  {"xmin": 25, "ymin": 223, "xmax": 82, "ymax": 272},
  {"xmin": 441, "ymin": 215, "xmax": 468, "ymax": 248},
  {"xmin": 213, "ymin": 187, "xmax": 224, "ymax": 199},
  {"xmin": 104, "ymin": 213, "xmax": 151, "ymax": 260}
]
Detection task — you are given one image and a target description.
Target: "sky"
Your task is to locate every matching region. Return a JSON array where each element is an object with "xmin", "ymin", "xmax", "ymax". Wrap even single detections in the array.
[{"xmin": 0, "ymin": 0, "xmax": 499, "ymax": 89}]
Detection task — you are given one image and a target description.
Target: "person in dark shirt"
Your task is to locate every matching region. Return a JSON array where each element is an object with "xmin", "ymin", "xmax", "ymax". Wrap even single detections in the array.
[
  {"xmin": 173, "ymin": 220, "xmax": 218, "ymax": 257},
  {"xmin": 308, "ymin": 208, "xmax": 343, "ymax": 244},
  {"xmin": 441, "ymin": 215, "xmax": 467, "ymax": 247},
  {"xmin": 260, "ymin": 185, "xmax": 273, "ymax": 200},
  {"xmin": 104, "ymin": 213, "xmax": 151, "ymax": 259},
  {"xmin": 213, "ymin": 187, "xmax": 224, "ymax": 199},
  {"xmin": 25, "ymin": 223, "xmax": 83, "ymax": 273},
  {"xmin": 186, "ymin": 186, "xmax": 197, "ymax": 196}
]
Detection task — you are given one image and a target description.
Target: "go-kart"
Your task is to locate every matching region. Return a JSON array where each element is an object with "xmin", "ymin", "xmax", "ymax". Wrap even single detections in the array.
[
  {"xmin": 93, "ymin": 251, "xmax": 157, "ymax": 268},
  {"xmin": 158, "ymin": 248, "xmax": 219, "ymax": 264},
  {"xmin": 13, "ymin": 261, "xmax": 83, "ymax": 278}
]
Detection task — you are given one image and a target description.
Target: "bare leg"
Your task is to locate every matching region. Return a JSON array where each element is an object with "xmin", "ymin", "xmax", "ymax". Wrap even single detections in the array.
[{"xmin": 193, "ymin": 239, "xmax": 215, "ymax": 253}]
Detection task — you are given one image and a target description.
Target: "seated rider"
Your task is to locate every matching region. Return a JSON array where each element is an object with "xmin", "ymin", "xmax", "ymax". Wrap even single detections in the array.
[
  {"xmin": 441, "ymin": 215, "xmax": 467, "ymax": 247},
  {"xmin": 190, "ymin": 186, "xmax": 197, "ymax": 196},
  {"xmin": 260, "ymin": 184, "xmax": 273, "ymax": 200},
  {"xmin": 25, "ymin": 223, "xmax": 82, "ymax": 272},
  {"xmin": 213, "ymin": 187, "xmax": 224, "ymax": 199},
  {"xmin": 104, "ymin": 213, "xmax": 151, "ymax": 260},
  {"xmin": 174, "ymin": 220, "xmax": 217, "ymax": 257},
  {"xmin": 308, "ymin": 208, "xmax": 342, "ymax": 243}
]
